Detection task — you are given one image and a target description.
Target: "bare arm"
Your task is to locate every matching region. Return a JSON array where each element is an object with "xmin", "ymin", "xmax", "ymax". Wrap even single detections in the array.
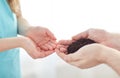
[
  {"xmin": 17, "ymin": 16, "xmax": 57, "ymax": 51},
  {"xmin": 56, "ymin": 41, "xmax": 120, "ymax": 75},
  {"xmin": 17, "ymin": 16, "xmax": 32, "ymax": 35},
  {"xmin": 105, "ymin": 48, "xmax": 120, "ymax": 75},
  {"xmin": 0, "ymin": 37, "xmax": 23, "ymax": 52}
]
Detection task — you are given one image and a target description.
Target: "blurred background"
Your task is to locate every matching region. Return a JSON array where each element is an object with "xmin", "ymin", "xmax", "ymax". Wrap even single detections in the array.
[{"xmin": 20, "ymin": 0, "xmax": 120, "ymax": 78}]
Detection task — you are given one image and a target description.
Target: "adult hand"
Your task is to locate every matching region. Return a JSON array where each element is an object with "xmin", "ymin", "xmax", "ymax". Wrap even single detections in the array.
[
  {"xmin": 56, "ymin": 43, "xmax": 111, "ymax": 69},
  {"xmin": 56, "ymin": 40, "xmax": 74, "ymax": 54},
  {"xmin": 26, "ymin": 26, "xmax": 56, "ymax": 51},
  {"xmin": 21, "ymin": 37, "xmax": 54, "ymax": 59},
  {"xmin": 72, "ymin": 28, "xmax": 120, "ymax": 51}
]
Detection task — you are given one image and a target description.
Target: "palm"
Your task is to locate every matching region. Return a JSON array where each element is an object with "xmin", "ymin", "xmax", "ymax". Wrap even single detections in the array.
[
  {"xmin": 56, "ymin": 44, "xmax": 105, "ymax": 69},
  {"xmin": 26, "ymin": 26, "xmax": 56, "ymax": 51},
  {"xmin": 23, "ymin": 37, "xmax": 54, "ymax": 59}
]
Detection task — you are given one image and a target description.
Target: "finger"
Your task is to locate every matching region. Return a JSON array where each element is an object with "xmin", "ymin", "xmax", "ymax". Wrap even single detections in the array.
[
  {"xmin": 56, "ymin": 44, "xmax": 67, "ymax": 53},
  {"xmin": 40, "ymin": 40, "xmax": 56, "ymax": 50},
  {"xmin": 58, "ymin": 40, "xmax": 73, "ymax": 45},
  {"xmin": 56, "ymin": 50, "xmax": 68, "ymax": 60},
  {"xmin": 56, "ymin": 44, "xmax": 64, "ymax": 49},
  {"xmin": 48, "ymin": 40, "xmax": 57, "ymax": 49},
  {"xmin": 55, "ymin": 47, "xmax": 67, "ymax": 54},
  {"xmin": 38, "ymin": 38, "xmax": 50, "ymax": 46},
  {"xmin": 59, "ymin": 47, "xmax": 67, "ymax": 53},
  {"xmin": 56, "ymin": 49, "xmax": 81, "ymax": 62},
  {"xmin": 55, "ymin": 48, "xmax": 61, "ymax": 53},
  {"xmin": 32, "ymin": 46, "xmax": 54, "ymax": 58},
  {"xmin": 87, "ymin": 29, "xmax": 107, "ymax": 42},
  {"xmin": 64, "ymin": 50, "xmax": 83, "ymax": 62},
  {"xmin": 72, "ymin": 30, "xmax": 89, "ymax": 40},
  {"xmin": 44, "ymin": 43, "xmax": 54, "ymax": 50},
  {"xmin": 40, "ymin": 45, "xmax": 49, "ymax": 51}
]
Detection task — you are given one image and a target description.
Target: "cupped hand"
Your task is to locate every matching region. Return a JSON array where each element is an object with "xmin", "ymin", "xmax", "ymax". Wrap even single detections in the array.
[
  {"xmin": 56, "ymin": 43, "xmax": 111, "ymax": 69},
  {"xmin": 26, "ymin": 26, "xmax": 57, "ymax": 51},
  {"xmin": 56, "ymin": 40, "xmax": 74, "ymax": 54},
  {"xmin": 21, "ymin": 37, "xmax": 55, "ymax": 59},
  {"xmin": 72, "ymin": 28, "xmax": 120, "ymax": 51}
]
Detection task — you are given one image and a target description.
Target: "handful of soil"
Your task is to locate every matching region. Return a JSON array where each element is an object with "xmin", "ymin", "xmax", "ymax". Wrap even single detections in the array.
[{"xmin": 67, "ymin": 38, "xmax": 96, "ymax": 54}]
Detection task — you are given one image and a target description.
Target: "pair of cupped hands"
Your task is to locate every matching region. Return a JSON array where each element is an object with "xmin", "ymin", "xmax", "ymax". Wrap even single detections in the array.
[{"xmin": 24, "ymin": 26, "xmax": 120, "ymax": 69}]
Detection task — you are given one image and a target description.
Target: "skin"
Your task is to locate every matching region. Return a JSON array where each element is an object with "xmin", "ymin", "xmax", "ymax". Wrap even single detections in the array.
[
  {"xmin": 0, "ymin": 16, "xmax": 57, "ymax": 59},
  {"xmin": 55, "ymin": 28, "xmax": 120, "ymax": 57},
  {"xmin": 56, "ymin": 28, "xmax": 120, "ymax": 75},
  {"xmin": 72, "ymin": 28, "xmax": 120, "ymax": 51},
  {"xmin": 17, "ymin": 17, "xmax": 57, "ymax": 58},
  {"xmin": 0, "ymin": 37, "xmax": 54, "ymax": 59},
  {"xmin": 56, "ymin": 43, "xmax": 120, "ymax": 75}
]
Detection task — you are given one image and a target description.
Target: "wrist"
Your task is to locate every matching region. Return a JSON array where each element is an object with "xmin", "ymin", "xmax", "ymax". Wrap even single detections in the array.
[
  {"xmin": 97, "ymin": 45, "xmax": 112, "ymax": 63},
  {"xmin": 25, "ymin": 26, "xmax": 35, "ymax": 36},
  {"xmin": 99, "ymin": 46, "xmax": 118, "ymax": 64},
  {"xmin": 18, "ymin": 37, "xmax": 29, "ymax": 49},
  {"xmin": 0, "ymin": 37, "xmax": 25, "ymax": 52},
  {"xmin": 17, "ymin": 17, "xmax": 32, "ymax": 35},
  {"xmin": 105, "ymin": 49, "xmax": 119, "ymax": 64}
]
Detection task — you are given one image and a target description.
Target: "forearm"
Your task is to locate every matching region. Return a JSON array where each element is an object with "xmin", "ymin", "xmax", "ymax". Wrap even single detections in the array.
[
  {"xmin": 17, "ymin": 16, "xmax": 32, "ymax": 35},
  {"xmin": 0, "ymin": 37, "xmax": 23, "ymax": 52},
  {"xmin": 110, "ymin": 33, "xmax": 120, "ymax": 39},
  {"xmin": 106, "ymin": 32, "xmax": 120, "ymax": 51},
  {"xmin": 104, "ymin": 48, "xmax": 120, "ymax": 75}
]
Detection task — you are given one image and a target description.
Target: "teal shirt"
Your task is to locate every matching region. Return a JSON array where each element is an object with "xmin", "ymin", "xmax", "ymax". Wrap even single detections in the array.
[{"xmin": 0, "ymin": 0, "xmax": 21, "ymax": 78}]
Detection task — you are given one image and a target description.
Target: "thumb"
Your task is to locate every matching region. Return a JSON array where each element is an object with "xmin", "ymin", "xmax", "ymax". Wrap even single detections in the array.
[{"xmin": 72, "ymin": 31, "xmax": 88, "ymax": 40}]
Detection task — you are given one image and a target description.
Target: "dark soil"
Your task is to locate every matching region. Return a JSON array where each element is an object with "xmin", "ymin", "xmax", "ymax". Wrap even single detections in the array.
[{"xmin": 67, "ymin": 38, "xmax": 96, "ymax": 54}]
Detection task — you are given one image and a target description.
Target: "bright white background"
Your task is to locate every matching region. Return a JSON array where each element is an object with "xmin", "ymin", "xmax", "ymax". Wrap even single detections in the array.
[{"xmin": 20, "ymin": 0, "xmax": 120, "ymax": 78}]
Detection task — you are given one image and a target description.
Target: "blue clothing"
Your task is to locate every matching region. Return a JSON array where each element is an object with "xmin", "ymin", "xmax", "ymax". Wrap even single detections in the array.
[{"xmin": 0, "ymin": 0, "xmax": 21, "ymax": 78}]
